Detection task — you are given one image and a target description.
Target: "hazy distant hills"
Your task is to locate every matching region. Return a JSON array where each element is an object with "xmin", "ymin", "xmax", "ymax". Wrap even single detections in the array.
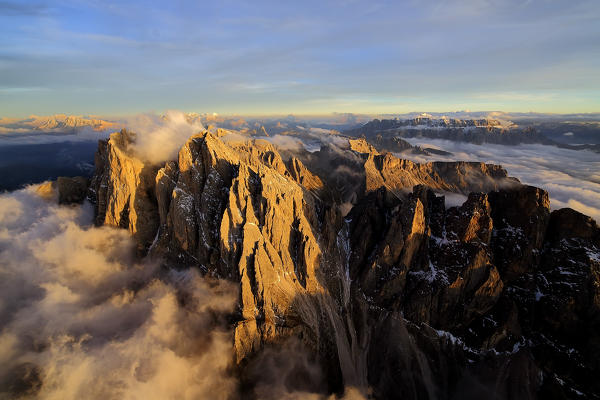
[
  {"xmin": 1, "ymin": 112, "xmax": 598, "ymax": 192},
  {"xmin": 343, "ymin": 114, "xmax": 600, "ymax": 151},
  {"xmin": 200, "ymin": 112, "xmax": 600, "ymax": 151},
  {"xmin": 0, "ymin": 141, "xmax": 97, "ymax": 191},
  {"xmin": 0, "ymin": 114, "xmax": 118, "ymax": 134},
  {"xmin": 3, "ymin": 112, "xmax": 598, "ymax": 147},
  {"xmin": 0, "ymin": 115, "xmax": 117, "ymax": 191}
]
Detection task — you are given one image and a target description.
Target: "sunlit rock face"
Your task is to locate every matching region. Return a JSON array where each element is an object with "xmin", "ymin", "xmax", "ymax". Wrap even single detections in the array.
[
  {"xmin": 89, "ymin": 129, "xmax": 600, "ymax": 399},
  {"xmin": 89, "ymin": 130, "xmax": 161, "ymax": 253}
]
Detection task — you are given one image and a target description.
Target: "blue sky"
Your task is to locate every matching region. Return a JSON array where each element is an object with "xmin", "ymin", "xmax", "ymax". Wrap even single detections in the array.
[{"xmin": 1, "ymin": 0, "xmax": 599, "ymax": 117}]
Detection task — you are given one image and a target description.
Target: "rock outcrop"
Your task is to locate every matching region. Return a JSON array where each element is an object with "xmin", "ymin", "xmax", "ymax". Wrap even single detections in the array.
[
  {"xmin": 349, "ymin": 138, "xmax": 379, "ymax": 155},
  {"xmin": 301, "ymin": 139, "xmax": 516, "ymax": 206},
  {"xmin": 56, "ymin": 176, "xmax": 89, "ymax": 204},
  {"xmin": 89, "ymin": 129, "xmax": 161, "ymax": 252},
  {"xmin": 362, "ymin": 154, "xmax": 516, "ymax": 194},
  {"xmin": 35, "ymin": 176, "xmax": 89, "ymax": 204},
  {"xmin": 89, "ymin": 128, "xmax": 600, "ymax": 399}
]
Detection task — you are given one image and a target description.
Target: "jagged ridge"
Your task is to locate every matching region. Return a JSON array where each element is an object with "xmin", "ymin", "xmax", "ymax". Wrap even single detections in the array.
[{"xmin": 88, "ymin": 129, "xmax": 600, "ymax": 399}]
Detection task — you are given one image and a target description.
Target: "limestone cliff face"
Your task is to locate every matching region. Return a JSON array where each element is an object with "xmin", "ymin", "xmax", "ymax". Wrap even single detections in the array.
[
  {"xmin": 92, "ymin": 131, "xmax": 348, "ymax": 374},
  {"xmin": 349, "ymin": 138, "xmax": 379, "ymax": 155},
  {"xmin": 90, "ymin": 130, "xmax": 600, "ymax": 399},
  {"xmin": 90, "ymin": 130, "xmax": 160, "ymax": 252},
  {"xmin": 363, "ymin": 152, "xmax": 516, "ymax": 194},
  {"xmin": 36, "ymin": 176, "xmax": 89, "ymax": 204},
  {"xmin": 303, "ymin": 139, "xmax": 517, "ymax": 207}
]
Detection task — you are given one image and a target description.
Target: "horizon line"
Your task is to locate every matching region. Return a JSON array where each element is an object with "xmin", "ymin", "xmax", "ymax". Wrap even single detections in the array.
[{"xmin": 3, "ymin": 109, "xmax": 600, "ymax": 120}]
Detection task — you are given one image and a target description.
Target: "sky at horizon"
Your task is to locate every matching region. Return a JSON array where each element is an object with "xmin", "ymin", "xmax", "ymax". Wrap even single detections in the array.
[{"xmin": 1, "ymin": 0, "xmax": 599, "ymax": 117}]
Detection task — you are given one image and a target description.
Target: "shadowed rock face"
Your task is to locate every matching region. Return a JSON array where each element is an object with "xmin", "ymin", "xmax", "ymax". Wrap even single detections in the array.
[
  {"xmin": 35, "ymin": 176, "xmax": 89, "ymax": 204},
  {"xmin": 90, "ymin": 130, "xmax": 600, "ymax": 399},
  {"xmin": 56, "ymin": 176, "xmax": 89, "ymax": 204}
]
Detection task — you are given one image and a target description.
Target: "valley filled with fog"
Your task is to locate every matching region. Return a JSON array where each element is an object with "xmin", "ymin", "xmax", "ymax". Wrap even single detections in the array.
[{"xmin": 399, "ymin": 138, "xmax": 600, "ymax": 221}]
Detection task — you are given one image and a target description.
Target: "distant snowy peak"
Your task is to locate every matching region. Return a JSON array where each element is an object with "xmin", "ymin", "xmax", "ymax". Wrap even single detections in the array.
[
  {"xmin": 0, "ymin": 114, "xmax": 118, "ymax": 133},
  {"xmin": 341, "ymin": 116, "xmax": 562, "ymax": 147},
  {"xmin": 36, "ymin": 115, "xmax": 117, "ymax": 131},
  {"xmin": 370, "ymin": 116, "xmax": 515, "ymax": 130}
]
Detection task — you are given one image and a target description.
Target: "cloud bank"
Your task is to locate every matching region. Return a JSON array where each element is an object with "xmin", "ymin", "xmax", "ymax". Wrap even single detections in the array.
[
  {"xmin": 0, "ymin": 126, "xmax": 112, "ymax": 146},
  {"xmin": 0, "ymin": 115, "xmax": 118, "ymax": 146},
  {"xmin": 126, "ymin": 110, "xmax": 205, "ymax": 164},
  {"xmin": 401, "ymin": 138, "xmax": 600, "ymax": 221},
  {"xmin": 0, "ymin": 184, "xmax": 238, "ymax": 399}
]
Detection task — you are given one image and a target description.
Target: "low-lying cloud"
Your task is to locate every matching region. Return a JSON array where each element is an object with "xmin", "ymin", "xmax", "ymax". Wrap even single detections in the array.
[
  {"xmin": 0, "ymin": 184, "xmax": 238, "ymax": 399},
  {"xmin": 0, "ymin": 115, "xmax": 118, "ymax": 146},
  {"xmin": 0, "ymin": 126, "xmax": 111, "ymax": 146},
  {"xmin": 126, "ymin": 110, "xmax": 205, "ymax": 164},
  {"xmin": 401, "ymin": 138, "xmax": 600, "ymax": 221},
  {"xmin": 264, "ymin": 134, "xmax": 305, "ymax": 152}
]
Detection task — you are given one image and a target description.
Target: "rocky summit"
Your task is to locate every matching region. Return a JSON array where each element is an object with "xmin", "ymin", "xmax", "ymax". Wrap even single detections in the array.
[{"xmin": 88, "ymin": 128, "xmax": 600, "ymax": 399}]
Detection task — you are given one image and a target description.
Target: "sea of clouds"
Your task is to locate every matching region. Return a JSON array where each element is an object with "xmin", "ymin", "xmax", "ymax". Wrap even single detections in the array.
[
  {"xmin": 0, "ymin": 126, "xmax": 112, "ymax": 146},
  {"xmin": 125, "ymin": 111, "xmax": 205, "ymax": 164},
  {"xmin": 0, "ymin": 111, "xmax": 204, "ymax": 167},
  {"xmin": 400, "ymin": 138, "xmax": 600, "ymax": 221},
  {"xmin": 0, "ymin": 185, "xmax": 238, "ymax": 399}
]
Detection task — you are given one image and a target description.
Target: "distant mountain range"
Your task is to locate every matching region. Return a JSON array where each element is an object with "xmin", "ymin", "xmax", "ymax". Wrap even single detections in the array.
[
  {"xmin": 343, "ymin": 115, "xmax": 600, "ymax": 151},
  {"xmin": 0, "ymin": 114, "xmax": 118, "ymax": 134},
  {"xmin": 1, "ymin": 112, "xmax": 599, "ymax": 153},
  {"xmin": 0, "ymin": 115, "xmax": 118, "ymax": 190}
]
